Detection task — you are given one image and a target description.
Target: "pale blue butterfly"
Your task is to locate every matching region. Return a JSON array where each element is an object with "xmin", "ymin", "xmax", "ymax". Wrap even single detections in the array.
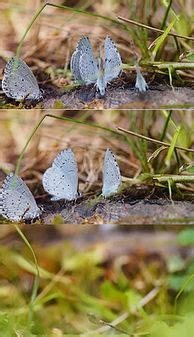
[
  {"xmin": 102, "ymin": 149, "xmax": 121, "ymax": 197},
  {"xmin": 135, "ymin": 65, "xmax": 148, "ymax": 92},
  {"xmin": 0, "ymin": 173, "xmax": 41, "ymax": 223},
  {"xmin": 71, "ymin": 36, "xmax": 122, "ymax": 96},
  {"xmin": 2, "ymin": 57, "xmax": 42, "ymax": 101},
  {"xmin": 42, "ymin": 148, "xmax": 78, "ymax": 201}
]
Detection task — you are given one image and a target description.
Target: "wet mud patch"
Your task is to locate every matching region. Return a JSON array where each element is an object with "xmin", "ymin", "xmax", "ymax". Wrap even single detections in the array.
[
  {"xmin": 1, "ymin": 72, "xmax": 194, "ymax": 109},
  {"xmin": 41, "ymin": 196, "xmax": 194, "ymax": 225},
  {"xmin": 43, "ymin": 82, "xmax": 194, "ymax": 110}
]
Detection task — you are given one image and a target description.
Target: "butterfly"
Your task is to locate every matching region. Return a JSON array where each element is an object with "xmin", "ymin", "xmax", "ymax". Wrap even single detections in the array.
[
  {"xmin": 71, "ymin": 36, "xmax": 122, "ymax": 96},
  {"xmin": 135, "ymin": 65, "xmax": 148, "ymax": 92},
  {"xmin": 0, "ymin": 173, "xmax": 41, "ymax": 223},
  {"xmin": 42, "ymin": 148, "xmax": 79, "ymax": 201},
  {"xmin": 2, "ymin": 57, "xmax": 43, "ymax": 101},
  {"xmin": 102, "ymin": 149, "xmax": 121, "ymax": 197}
]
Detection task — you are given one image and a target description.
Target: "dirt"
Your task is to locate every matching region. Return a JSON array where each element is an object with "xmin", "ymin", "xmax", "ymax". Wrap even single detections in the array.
[
  {"xmin": 1, "ymin": 73, "xmax": 194, "ymax": 109},
  {"xmin": 41, "ymin": 196, "xmax": 194, "ymax": 225}
]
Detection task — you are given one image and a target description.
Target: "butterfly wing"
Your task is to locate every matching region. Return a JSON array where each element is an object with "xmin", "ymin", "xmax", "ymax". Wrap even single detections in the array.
[
  {"xmin": 102, "ymin": 149, "xmax": 121, "ymax": 197},
  {"xmin": 2, "ymin": 57, "xmax": 42, "ymax": 101},
  {"xmin": 71, "ymin": 37, "xmax": 89, "ymax": 81},
  {"xmin": 71, "ymin": 49, "xmax": 82, "ymax": 81},
  {"xmin": 104, "ymin": 36, "xmax": 122, "ymax": 84},
  {"xmin": 0, "ymin": 173, "xmax": 41, "ymax": 222},
  {"xmin": 135, "ymin": 67, "xmax": 148, "ymax": 92},
  {"xmin": 71, "ymin": 36, "xmax": 98, "ymax": 84},
  {"xmin": 77, "ymin": 37, "xmax": 98, "ymax": 84},
  {"xmin": 42, "ymin": 149, "xmax": 78, "ymax": 201}
]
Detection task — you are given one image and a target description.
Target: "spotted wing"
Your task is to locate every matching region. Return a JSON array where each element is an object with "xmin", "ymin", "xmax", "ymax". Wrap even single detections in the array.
[
  {"xmin": 0, "ymin": 173, "xmax": 41, "ymax": 222},
  {"xmin": 104, "ymin": 36, "xmax": 122, "ymax": 84},
  {"xmin": 2, "ymin": 57, "xmax": 42, "ymax": 101},
  {"xmin": 42, "ymin": 149, "xmax": 78, "ymax": 201},
  {"xmin": 102, "ymin": 149, "xmax": 121, "ymax": 197},
  {"xmin": 71, "ymin": 36, "xmax": 97, "ymax": 83},
  {"xmin": 78, "ymin": 37, "xmax": 98, "ymax": 84}
]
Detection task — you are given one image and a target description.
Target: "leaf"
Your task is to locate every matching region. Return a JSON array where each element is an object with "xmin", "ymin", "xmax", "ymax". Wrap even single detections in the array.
[
  {"xmin": 165, "ymin": 126, "xmax": 181, "ymax": 167},
  {"xmin": 186, "ymin": 53, "xmax": 194, "ymax": 61},
  {"xmin": 148, "ymin": 145, "xmax": 167, "ymax": 162},
  {"xmin": 186, "ymin": 165, "xmax": 194, "ymax": 174},
  {"xmin": 152, "ymin": 17, "xmax": 178, "ymax": 59},
  {"xmin": 178, "ymin": 229, "xmax": 194, "ymax": 246}
]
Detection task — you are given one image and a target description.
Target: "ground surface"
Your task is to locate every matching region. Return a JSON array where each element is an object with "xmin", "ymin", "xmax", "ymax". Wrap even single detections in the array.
[
  {"xmin": 41, "ymin": 196, "xmax": 194, "ymax": 225},
  {"xmin": 1, "ymin": 73, "xmax": 194, "ymax": 109}
]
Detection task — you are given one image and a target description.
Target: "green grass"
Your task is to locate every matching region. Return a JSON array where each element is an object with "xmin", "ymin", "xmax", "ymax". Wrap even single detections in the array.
[
  {"xmin": 0, "ymin": 227, "xmax": 194, "ymax": 335},
  {"xmin": 1, "ymin": 0, "xmax": 193, "ymax": 89}
]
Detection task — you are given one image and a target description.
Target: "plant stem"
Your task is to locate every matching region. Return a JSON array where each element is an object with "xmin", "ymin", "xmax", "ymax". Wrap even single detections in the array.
[{"xmin": 118, "ymin": 127, "xmax": 194, "ymax": 153}]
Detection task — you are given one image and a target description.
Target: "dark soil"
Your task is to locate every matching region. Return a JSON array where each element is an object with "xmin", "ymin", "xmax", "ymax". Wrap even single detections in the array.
[
  {"xmin": 1, "ymin": 72, "xmax": 194, "ymax": 109},
  {"xmin": 41, "ymin": 196, "xmax": 194, "ymax": 225}
]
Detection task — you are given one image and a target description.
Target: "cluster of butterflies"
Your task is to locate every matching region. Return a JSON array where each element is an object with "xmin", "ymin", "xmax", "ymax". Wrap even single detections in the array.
[
  {"xmin": 0, "ymin": 148, "xmax": 121, "ymax": 223},
  {"xmin": 2, "ymin": 36, "xmax": 148, "ymax": 102}
]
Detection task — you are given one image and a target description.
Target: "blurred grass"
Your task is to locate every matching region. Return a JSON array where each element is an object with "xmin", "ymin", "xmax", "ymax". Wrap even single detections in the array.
[
  {"xmin": 0, "ymin": 226, "xmax": 193, "ymax": 335},
  {"xmin": 0, "ymin": 109, "xmax": 193, "ymax": 197},
  {"xmin": 0, "ymin": 0, "xmax": 193, "ymax": 86}
]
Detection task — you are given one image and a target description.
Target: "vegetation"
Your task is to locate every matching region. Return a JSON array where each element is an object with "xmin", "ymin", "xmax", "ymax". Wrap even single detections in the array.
[
  {"xmin": 0, "ymin": 226, "xmax": 193, "ymax": 336},
  {"xmin": 0, "ymin": 1, "xmax": 194, "ymax": 335},
  {"xmin": 0, "ymin": 0, "xmax": 194, "ymax": 109},
  {"xmin": 0, "ymin": 110, "xmax": 193, "ymax": 202}
]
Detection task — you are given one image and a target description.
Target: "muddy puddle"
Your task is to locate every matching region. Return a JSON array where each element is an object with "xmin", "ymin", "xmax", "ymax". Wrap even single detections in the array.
[
  {"xmin": 40, "ymin": 196, "xmax": 194, "ymax": 225},
  {"xmin": 0, "ymin": 181, "xmax": 193, "ymax": 225},
  {"xmin": 1, "ymin": 73, "xmax": 194, "ymax": 109}
]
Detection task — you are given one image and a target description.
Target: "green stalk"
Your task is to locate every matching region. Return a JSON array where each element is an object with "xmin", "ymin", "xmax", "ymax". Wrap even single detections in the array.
[
  {"xmin": 160, "ymin": 110, "xmax": 172, "ymax": 141},
  {"xmin": 14, "ymin": 225, "xmax": 40, "ymax": 331},
  {"xmin": 174, "ymin": 273, "xmax": 194, "ymax": 314},
  {"xmin": 160, "ymin": 0, "xmax": 173, "ymax": 30},
  {"xmin": 16, "ymin": 2, "xmax": 125, "ymax": 58}
]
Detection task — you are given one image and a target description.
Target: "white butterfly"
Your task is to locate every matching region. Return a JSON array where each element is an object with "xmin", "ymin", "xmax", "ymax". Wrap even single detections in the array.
[
  {"xmin": 135, "ymin": 65, "xmax": 148, "ymax": 92},
  {"xmin": 42, "ymin": 149, "xmax": 78, "ymax": 201},
  {"xmin": 0, "ymin": 173, "xmax": 41, "ymax": 223},
  {"xmin": 71, "ymin": 36, "xmax": 122, "ymax": 96},
  {"xmin": 102, "ymin": 149, "xmax": 121, "ymax": 197},
  {"xmin": 2, "ymin": 57, "xmax": 42, "ymax": 101}
]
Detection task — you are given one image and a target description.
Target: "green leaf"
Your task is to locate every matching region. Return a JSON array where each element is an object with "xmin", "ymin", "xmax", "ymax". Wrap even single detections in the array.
[
  {"xmin": 152, "ymin": 17, "xmax": 178, "ymax": 60},
  {"xmin": 185, "ymin": 165, "xmax": 194, "ymax": 174},
  {"xmin": 178, "ymin": 229, "xmax": 194, "ymax": 246},
  {"xmin": 165, "ymin": 126, "xmax": 181, "ymax": 167},
  {"xmin": 186, "ymin": 53, "xmax": 194, "ymax": 61}
]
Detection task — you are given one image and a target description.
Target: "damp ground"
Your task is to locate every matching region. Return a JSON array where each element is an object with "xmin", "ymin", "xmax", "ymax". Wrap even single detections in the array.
[
  {"xmin": 1, "ymin": 72, "xmax": 194, "ymax": 109},
  {"xmin": 41, "ymin": 194, "xmax": 194, "ymax": 225},
  {"xmin": 1, "ymin": 185, "xmax": 193, "ymax": 225}
]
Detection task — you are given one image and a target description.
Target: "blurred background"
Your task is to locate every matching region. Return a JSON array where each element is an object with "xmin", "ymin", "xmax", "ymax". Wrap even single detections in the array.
[
  {"xmin": 0, "ymin": 224, "xmax": 194, "ymax": 335},
  {"xmin": 0, "ymin": 0, "xmax": 193, "ymax": 87},
  {"xmin": 0, "ymin": 1, "xmax": 194, "ymax": 334},
  {"xmin": 0, "ymin": 110, "xmax": 194, "ymax": 196}
]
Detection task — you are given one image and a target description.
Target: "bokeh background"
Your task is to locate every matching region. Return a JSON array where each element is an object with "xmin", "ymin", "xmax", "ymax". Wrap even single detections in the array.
[
  {"xmin": 0, "ymin": 110, "xmax": 194, "ymax": 196},
  {"xmin": 0, "ymin": 0, "xmax": 193, "ymax": 85}
]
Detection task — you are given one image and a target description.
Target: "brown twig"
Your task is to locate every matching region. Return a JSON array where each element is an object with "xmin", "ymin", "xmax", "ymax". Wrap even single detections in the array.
[
  {"xmin": 117, "ymin": 16, "xmax": 194, "ymax": 41},
  {"xmin": 117, "ymin": 127, "xmax": 194, "ymax": 153}
]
